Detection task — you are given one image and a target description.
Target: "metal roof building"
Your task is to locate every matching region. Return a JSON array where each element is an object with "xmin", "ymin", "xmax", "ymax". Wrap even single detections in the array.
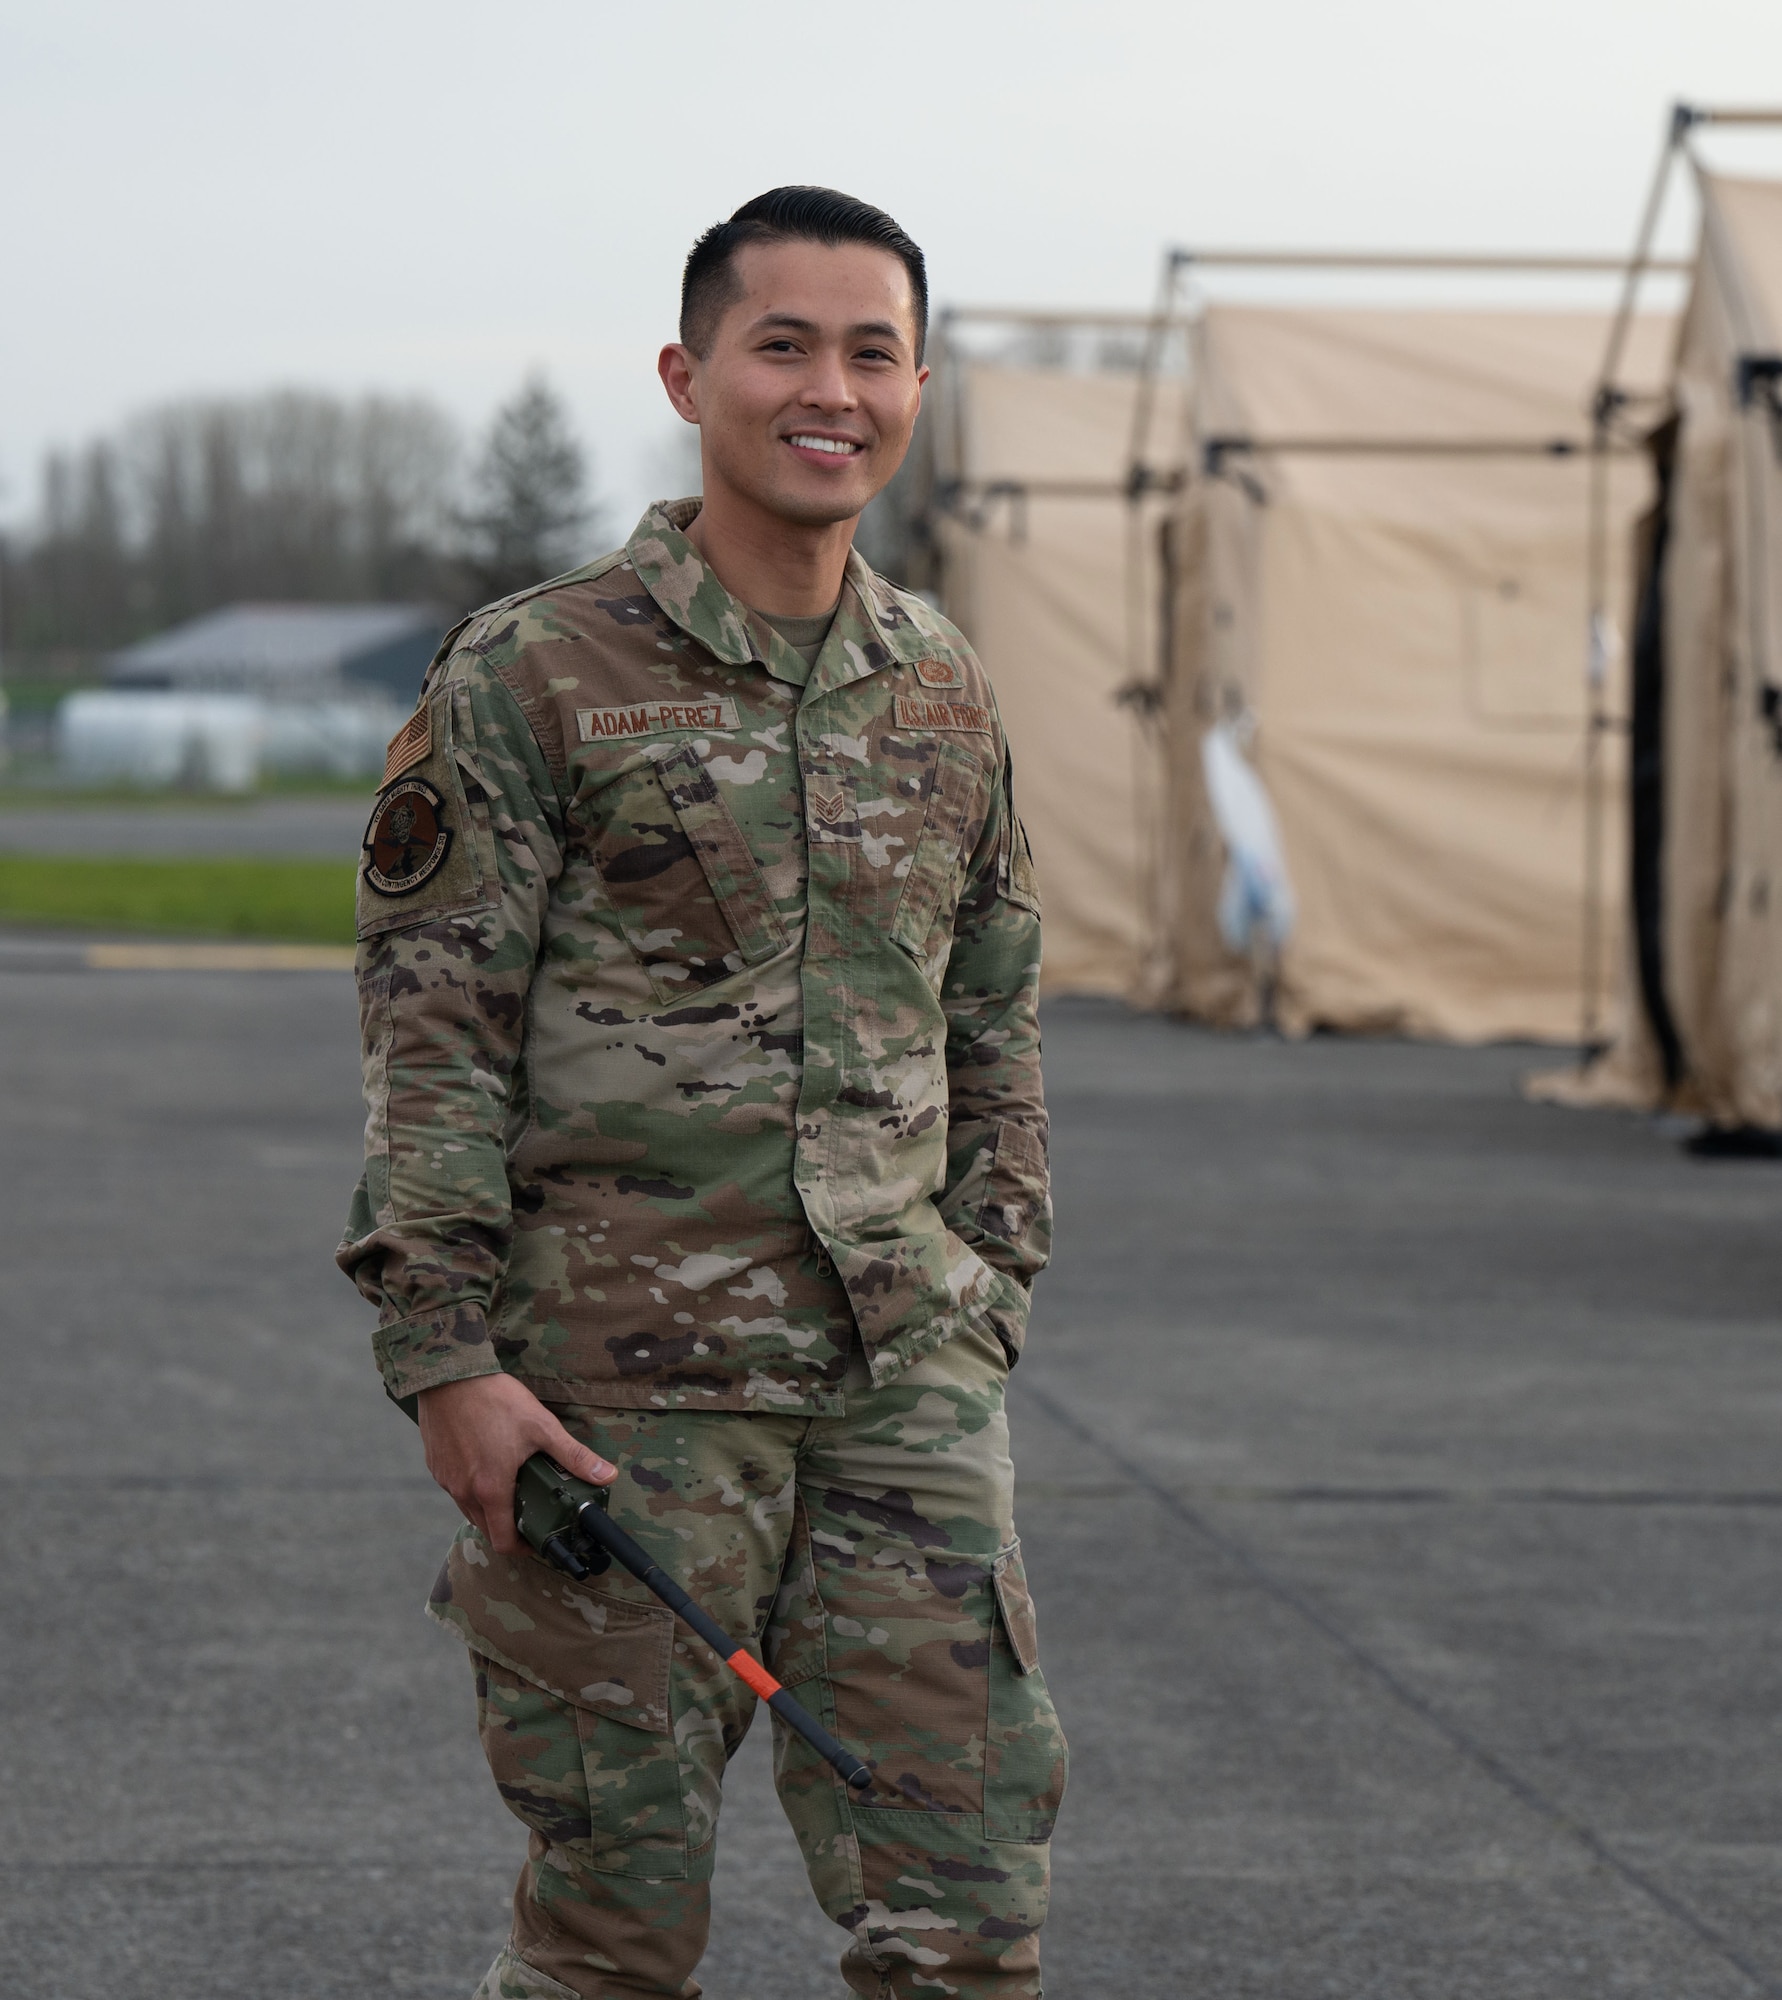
[{"xmin": 107, "ymin": 603, "xmax": 448, "ymax": 703}]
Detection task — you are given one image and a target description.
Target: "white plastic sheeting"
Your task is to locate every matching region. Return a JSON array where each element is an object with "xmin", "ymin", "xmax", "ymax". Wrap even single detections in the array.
[
  {"xmin": 258, "ymin": 701, "xmax": 409, "ymax": 779},
  {"xmin": 60, "ymin": 694, "xmax": 265, "ymax": 792},
  {"xmin": 1200, "ymin": 721, "xmax": 1296, "ymax": 956}
]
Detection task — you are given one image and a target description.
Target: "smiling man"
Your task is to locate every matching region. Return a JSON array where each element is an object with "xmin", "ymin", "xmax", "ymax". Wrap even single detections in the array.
[{"xmin": 340, "ymin": 187, "xmax": 1063, "ymax": 2000}]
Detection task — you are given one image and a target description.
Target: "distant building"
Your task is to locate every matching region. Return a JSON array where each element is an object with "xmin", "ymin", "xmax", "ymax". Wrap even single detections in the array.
[
  {"xmin": 58, "ymin": 602, "xmax": 450, "ymax": 791},
  {"xmin": 107, "ymin": 602, "xmax": 449, "ymax": 705}
]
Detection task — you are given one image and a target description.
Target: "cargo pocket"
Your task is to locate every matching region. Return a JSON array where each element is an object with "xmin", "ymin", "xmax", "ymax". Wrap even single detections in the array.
[
  {"xmin": 890, "ymin": 741, "xmax": 992, "ymax": 982},
  {"xmin": 473, "ymin": 1639, "xmax": 693, "ymax": 1881},
  {"xmin": 985, "ymin": 1543, "xmax": 1067, "ymax": 1842},
  {"xmin": 592, "ymin": 744, "xmax": 789, "ymax": 1003},
  {"xmin": 436, "ymin": 1531, "xmax": 692, "ymax": 1872}
]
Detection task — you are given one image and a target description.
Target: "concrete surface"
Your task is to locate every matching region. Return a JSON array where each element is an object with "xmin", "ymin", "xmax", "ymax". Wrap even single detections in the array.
[
  {"xmin": 0, "ymin": 795, "xmax": 371, "ymax": 857},
  {"xmin": 2, "ymin": 980, "xmax": 1779, "ymax": 1998}
]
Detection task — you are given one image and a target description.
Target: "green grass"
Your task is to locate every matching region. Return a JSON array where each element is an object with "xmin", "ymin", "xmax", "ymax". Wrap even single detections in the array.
[{"xmin": 0, "ymin": 857, "xmax": 358, "ymax": 943}]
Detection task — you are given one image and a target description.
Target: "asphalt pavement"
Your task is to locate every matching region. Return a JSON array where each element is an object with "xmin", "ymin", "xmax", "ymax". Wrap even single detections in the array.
[
  {"xmin": 2, "ymin": 974, "xmax": 1779, "ymax": 1999},
  {"xmin": 0, "ymin": 795, "xmax": 371, "ymax": 857}
]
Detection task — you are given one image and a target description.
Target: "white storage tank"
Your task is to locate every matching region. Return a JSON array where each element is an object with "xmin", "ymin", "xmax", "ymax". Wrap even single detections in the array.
[
  {"xmin": 58, "ymin": 693, "xmax": 265, "ymax": 792},
  {"xmin": 258, "ymin": 700, "xmax": 408, "ymax": 780}
]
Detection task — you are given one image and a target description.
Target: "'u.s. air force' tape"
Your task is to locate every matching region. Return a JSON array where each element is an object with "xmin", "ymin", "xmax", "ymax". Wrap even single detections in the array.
[
  {"xmin": 578, "ymin": 698, "xmax": 740, "ymax": 741},
  {"xmin": 893, "ymin": 693, "xmax": 992, "ymax": 733}
]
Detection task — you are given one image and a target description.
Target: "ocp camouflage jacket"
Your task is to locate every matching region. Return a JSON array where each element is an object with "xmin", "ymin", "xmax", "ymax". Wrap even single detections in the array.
[{"xmin": 338, "ymin": 500, "xmax": 1049, "ymax": 1414}]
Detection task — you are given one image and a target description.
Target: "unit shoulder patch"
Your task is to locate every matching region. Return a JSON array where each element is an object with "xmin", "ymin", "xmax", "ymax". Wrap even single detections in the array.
[
  {"xmin": 363, "ymin": 777, "xmax": 453, "ymax": 897},
  {"xmin": 382, "ymin": 706, "xmax": 432, "ymax": 785},
  {"xmin": 578, "ymin": 697, "xmax": 740, "ymax": 742},
  {"xmin": 893, "ymin": 693, "xmax": 993, "ymax": 734}
]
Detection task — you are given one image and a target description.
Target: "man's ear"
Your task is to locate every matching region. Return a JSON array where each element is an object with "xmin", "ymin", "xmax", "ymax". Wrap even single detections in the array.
[{"xmin": 658, "ymin": 344, "xmax": 701, "ymax": 423}]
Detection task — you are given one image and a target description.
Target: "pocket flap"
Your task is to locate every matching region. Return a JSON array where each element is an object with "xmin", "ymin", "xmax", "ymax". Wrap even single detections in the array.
[
  {"xmin": 891, "ymin": 740, "xmax": 991, "ymax": 955},
  {"xmin": 651, "ymin": 744, "xmax": 789, "ymax": 966},
  {"xmin": 430, "ymin": 1526, "xmax": 673, "ymax": 1734},
  {"xmin": 992, "ymin": 1542, "xmax": 1040, "ymax": 1675}
]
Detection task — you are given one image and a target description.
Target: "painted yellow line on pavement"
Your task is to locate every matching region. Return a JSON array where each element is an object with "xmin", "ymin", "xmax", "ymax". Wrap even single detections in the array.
[{"xmin": 84, "ymin": 942, "xmax": 356, "ymax": 971}]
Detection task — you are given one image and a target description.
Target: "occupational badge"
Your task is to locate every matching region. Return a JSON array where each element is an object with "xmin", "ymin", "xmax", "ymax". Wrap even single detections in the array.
[{"xmin": 363, "ymin": 777, "xmax": 452, "ymax": 896}]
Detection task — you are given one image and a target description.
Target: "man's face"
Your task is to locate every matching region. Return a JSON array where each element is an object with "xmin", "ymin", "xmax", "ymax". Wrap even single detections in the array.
[{"xmin": 661, "ymin": 238, "xmax": 927, "ymax": 529}]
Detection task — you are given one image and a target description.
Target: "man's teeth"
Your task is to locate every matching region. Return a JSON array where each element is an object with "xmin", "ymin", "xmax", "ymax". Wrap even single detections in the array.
[{"xmin": 789, "ymin": 435, "xmax": 860, "ymax": 455}]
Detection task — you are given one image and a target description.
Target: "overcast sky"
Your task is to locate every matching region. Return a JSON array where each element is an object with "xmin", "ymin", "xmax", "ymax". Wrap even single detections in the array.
[{"xmin": 5, "ymin": 0, "xmax": 1782, "ymax": 539}]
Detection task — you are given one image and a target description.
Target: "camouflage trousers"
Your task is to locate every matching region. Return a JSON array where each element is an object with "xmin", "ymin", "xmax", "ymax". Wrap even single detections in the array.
[{"xmin": 449, "ymin": 1324, "xmax": 1066, "ymax": 2000}]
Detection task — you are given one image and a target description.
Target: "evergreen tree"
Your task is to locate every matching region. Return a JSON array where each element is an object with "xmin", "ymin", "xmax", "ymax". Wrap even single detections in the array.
[{"xmin": 461, "ymin": 374, "xmax": 594, "ymax": 600}]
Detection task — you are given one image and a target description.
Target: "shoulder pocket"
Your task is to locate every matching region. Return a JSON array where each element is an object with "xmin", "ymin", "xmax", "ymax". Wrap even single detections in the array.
[
  {"xmin": 356, "ymin": 683, "xmax": 499, "ymax": 940},
  {"xmin": 1004, "ymin": 814, "xmax": 1042, "ymax": 916},
  {"xmin": 995, "ymin": 747, "xmax": 1042, "ymax": 918}
]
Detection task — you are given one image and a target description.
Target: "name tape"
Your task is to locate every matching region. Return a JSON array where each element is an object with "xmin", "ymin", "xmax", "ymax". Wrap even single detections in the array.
[
  {"xmin": 578, "ymin": 697, "xmax": 740, "ymax": 742},
  {"xmin": 893, "ymin": 693, "xmax": 993, "ymax": 734}
]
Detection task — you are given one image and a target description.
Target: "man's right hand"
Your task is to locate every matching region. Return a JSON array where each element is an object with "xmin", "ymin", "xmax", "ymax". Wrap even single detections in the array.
[{"xmin": 417, "ymin": 1372, "xmax": 617, "ymax": 1556}]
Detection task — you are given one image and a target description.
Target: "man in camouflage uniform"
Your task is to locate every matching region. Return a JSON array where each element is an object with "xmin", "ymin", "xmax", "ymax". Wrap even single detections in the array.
[{"xmin": 340, "ymin": 186, "xmax": 1064, "ymax": 2000}]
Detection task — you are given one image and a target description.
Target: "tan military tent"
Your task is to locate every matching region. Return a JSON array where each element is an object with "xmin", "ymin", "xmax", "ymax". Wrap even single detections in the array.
[
  {"xmin": 926, "ymin": 346, "xmax": 1181, "ymax": 997},
  {"xmin": 925, "ymin": 301, "xmax": 1671, "ymax": 1038},
  {"xmin": 1157, "ymin": 304, "xmax": 1675, "ymax": 1041},
  {"xmin": 1567, "ymin": 173, "xmax": 1782, "ymax": 1125}
]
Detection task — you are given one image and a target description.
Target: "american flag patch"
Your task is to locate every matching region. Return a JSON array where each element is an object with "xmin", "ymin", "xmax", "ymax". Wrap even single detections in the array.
[{"xmin": 382, "ymin": 707, "xmax": 432, "ymax": 785}]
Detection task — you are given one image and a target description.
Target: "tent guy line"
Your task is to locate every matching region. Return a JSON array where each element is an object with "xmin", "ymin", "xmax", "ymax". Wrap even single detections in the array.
[{"xmin": 1024, "ymin": 1379, "xmax": 1782, "ymax": 2000}]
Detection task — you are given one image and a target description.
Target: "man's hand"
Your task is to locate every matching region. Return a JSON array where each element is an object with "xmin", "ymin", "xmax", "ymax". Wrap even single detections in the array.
[{"xmin": 417, "ymin": 1372, "xmax": 617, "ymax": 1556}]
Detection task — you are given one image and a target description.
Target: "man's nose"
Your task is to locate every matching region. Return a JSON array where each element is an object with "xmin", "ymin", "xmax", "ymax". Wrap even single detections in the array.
[{"xmin": 800, "ymin": 348, "xmax": 858, "ymax": 409}]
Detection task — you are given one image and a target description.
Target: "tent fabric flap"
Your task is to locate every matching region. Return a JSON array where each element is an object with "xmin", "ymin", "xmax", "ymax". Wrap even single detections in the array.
[
  {"xmin": 931, "ymin": 363, "xmax": 1177, "ymax": 998},
  {"xmin": 1163, "ymin": 305, "xmax": 1670, "ymax": 1044},
  {"xmin": 1576, "ymin": 172, "xmax": 1782, "ymax": 1125}
]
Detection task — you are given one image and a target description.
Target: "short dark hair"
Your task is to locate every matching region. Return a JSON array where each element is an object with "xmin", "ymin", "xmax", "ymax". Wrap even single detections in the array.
[{"xmin": 680, "ymin": 186, "xmax": 928, "ymax": 362}]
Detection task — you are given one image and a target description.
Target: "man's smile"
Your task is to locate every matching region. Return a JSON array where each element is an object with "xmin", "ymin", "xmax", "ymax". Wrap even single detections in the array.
[{"xmin": 784, "ymin": 432, "xmax": 865, "ymax": 460}]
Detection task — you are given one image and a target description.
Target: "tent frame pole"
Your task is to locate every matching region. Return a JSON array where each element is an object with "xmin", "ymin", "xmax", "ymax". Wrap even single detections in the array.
[
  {"xmin": 1123, "ymin": 249, "xmax": 1192, "ymax": 1005},
  {"xmin": 1583, "ymin": 102, "xmax": 1782, "ymax": 1061}
]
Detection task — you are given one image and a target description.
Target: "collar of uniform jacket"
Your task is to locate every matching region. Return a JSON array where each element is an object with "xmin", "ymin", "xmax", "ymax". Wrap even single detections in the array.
[{"xmin": 626, "ymin": 497, "xmax": 934, "ymax": 690}]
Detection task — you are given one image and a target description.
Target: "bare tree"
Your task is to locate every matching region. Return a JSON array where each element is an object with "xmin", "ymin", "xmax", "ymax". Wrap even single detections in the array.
[
  {"xmin": 22, "ymin": 442, "xmax": 136, "ymax": 647},
  {"xmin": 460, "ymin": 375, "xmax": 595, "ymax": 600},
  {"xmin": 6, "ymin": 389, "xmax": 467, "ymax": 655}
]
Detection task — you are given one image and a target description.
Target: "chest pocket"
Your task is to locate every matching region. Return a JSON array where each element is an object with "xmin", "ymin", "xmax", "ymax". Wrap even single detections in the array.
[
  {"xmin": 593, "ymin": 743, "xmax": 789, "ymax": 1002},
  {"xmin": 891, "ymin": 739, "xmax": 993, "ymax": 981}
]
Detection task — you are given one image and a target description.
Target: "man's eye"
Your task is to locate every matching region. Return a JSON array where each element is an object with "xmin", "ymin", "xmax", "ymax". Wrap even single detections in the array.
[{"xmin": 857, "ymin": 348, "xmax": 893, "ymax": 363}]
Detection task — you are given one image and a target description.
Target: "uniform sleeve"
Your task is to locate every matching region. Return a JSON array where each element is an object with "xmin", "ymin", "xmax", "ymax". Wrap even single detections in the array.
[
  {"xmin": 336, "ymin": 649, "xmax": 566, "ymax": 1403},
  {"xmin": 935, "ymin": 742, "xmax": 1051, "ymax": 1348}
]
